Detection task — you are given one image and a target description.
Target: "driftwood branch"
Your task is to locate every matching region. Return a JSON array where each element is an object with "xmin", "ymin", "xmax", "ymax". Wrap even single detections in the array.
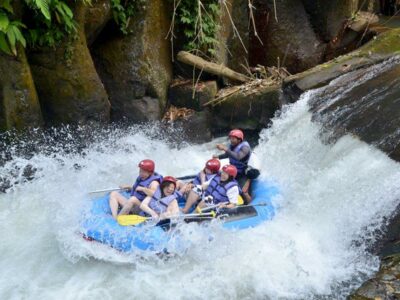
[{"xmin": 177, "ymin": 51, "xmax": 250, "ymax": 83}]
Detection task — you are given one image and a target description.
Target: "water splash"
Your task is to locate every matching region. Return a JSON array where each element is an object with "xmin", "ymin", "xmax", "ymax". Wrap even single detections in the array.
[{"xmin": 1, "ymin": 88, "xmax": 400, "ymax": 299}]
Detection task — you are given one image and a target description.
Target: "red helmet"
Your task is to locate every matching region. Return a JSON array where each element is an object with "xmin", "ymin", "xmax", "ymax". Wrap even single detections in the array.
[
  {"xmin": 138, "ymin": 159, "xmax": 155, "ymax": 173},
  {"xmin": 162, "ymin": 176, "xmax": 177, "ymax": 187},
  {"xmin": 229, "ymin": 129, "xmax": 244, "ymax": 141},
  {"xmin": 205, "ymin": 159, "xmax": 220, "ymax": 173},
  {"xmin": 222, "ymin": 165, "xmax": 237, "ymax": 178}
]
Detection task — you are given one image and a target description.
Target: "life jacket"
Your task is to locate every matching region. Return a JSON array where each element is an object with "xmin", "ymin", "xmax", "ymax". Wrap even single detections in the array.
[
  {"xmin": 192, "ymin": 171, "xmax": 216, "ymax": 186},
  {"xmin": 204, "ymin": 176, "xmax": 238, "ymax": 204},
  {"xmin": 130, "ymin": 172, "xmax": 163, "ymax": 201},
  {"xmin": 229, "ymin": 141, "xmax": 251, "ymax": 175},
  {"xmin": 148, "ymin": 187, "xmax": 179, "ymax": 214}
]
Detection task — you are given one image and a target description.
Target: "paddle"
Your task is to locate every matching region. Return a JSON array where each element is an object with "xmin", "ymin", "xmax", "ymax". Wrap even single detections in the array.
[
  {"xmin": 117, "ymin": 211, "xmax": 216, "ymax": 226},
  {"xmin": 200, "ymin": 202, "xmax": 268, "ymax": 213},
  {"xmin": 89, "ymin": 174, "xmax": 197, "ymax": 194}
]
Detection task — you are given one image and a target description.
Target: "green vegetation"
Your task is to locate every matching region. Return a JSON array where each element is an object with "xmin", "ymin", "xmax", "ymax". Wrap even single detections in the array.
[
  {"xmin": 174, "ymin": 0, "xmax": 220, "ymax": 57},
  {"xmin": 0, "ymin": 0, "xmax": 144, "ymax": 56},
  {"xmin": 111, "ymin": 0, "xmax": 145, "ymax": 35}
]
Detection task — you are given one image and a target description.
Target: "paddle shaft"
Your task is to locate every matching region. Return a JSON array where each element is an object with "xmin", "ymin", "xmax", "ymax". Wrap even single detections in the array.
[{"xmin": 201, "ymin": 202, "xmax": 267, "ymax": 213}]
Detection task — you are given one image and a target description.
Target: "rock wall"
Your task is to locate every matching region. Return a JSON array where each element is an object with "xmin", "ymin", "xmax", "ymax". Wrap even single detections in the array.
[
  {"xmin": 28, "ymin": 1, "xmax": 110, "ymax": 125},
  {"xmin": 0, "ymin": 48, "xmax": 43, "ymax": 131},
  {"xmin": 92, "ymin": 0, "xmax": 172, "ymax": 122}
]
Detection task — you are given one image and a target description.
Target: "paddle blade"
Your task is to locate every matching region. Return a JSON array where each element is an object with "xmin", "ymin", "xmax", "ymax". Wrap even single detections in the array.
[{"xmin": 117, "ymin": 214, "xmax": 149, "ymax": 226}]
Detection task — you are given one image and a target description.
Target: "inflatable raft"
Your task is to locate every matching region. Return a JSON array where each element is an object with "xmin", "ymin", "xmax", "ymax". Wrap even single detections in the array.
[{"xmin": 80, "ymin": 180, "xmax": 279, "ymax": 253}]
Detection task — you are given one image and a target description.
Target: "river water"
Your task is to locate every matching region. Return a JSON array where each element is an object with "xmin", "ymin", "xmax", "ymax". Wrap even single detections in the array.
[{"xmin": 1, "ymin": 78, "xmax": 400, "ymax": 299}]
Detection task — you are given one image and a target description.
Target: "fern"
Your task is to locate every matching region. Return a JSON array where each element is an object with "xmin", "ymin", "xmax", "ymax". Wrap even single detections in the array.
[{"xmin": 30, "ymin": 0, "xmax": 51, "ymax": 20}]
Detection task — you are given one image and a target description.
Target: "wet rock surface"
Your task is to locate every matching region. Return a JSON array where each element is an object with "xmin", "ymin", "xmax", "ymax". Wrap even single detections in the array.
[
  {"xmin": 92, "ymin": 0, "xmax": 172, "ymax": 122},
  {"xmin": 169, "ymin": 81, "xmax": 218, "ymax": 111}
]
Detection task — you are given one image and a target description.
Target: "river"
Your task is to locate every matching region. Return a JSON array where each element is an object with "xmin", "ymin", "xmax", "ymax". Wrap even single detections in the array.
[{"xmin": 1, "ymin": 77, "xmax": 400, "ymax": 299}]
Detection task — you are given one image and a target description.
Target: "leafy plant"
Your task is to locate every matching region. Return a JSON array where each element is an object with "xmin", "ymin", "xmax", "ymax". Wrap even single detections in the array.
[
  {"xmin": 174, "ymin": 0, "xmax": 220, "ymax": 57},
  {"xmin": 110, "ymin": 0, "xmax": 145, "ymax": 35}
]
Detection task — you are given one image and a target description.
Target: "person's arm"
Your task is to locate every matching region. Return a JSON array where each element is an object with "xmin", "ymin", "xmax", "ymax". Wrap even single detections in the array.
[
  {"xmin": 224, "ymin": 145, "xmax": 250, "ymax": 161},
  {"xmin": 135, "ymin": 181, "xmax": 159, "ymax": 196},
  {"xmin": 160, "ymin": 200, "xmax": 179, "ymax": 219},
  {"xmin": 220, "ymin": 186, "xmax": 239, "ymax": 208},
  {"xmin": 199, "ymin": 170, "xmax": 206, "ymax": 185},
  {"xmin": 140, "ymin": 196, "xmax": 158, "ymax": 219}
]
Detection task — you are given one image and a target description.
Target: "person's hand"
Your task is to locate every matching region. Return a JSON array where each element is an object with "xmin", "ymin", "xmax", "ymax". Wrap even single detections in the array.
[
  {"xmin": 216, "ymin": 144, "xmax": 227, "ymax": 151},
  {"xmin": 119, "ymin": 185, "xmax": 131, "ymax": 191},
  {"xmin": 185, "ymin": 183, "xmax": 193, "ymax": 193},
  {"xmin": 212, "ymin": 154, "xmax": 219, "ymax": 159}
]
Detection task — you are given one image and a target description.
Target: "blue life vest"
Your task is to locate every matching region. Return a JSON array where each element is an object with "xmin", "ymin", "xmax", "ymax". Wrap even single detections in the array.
[
  {"xmin": 193, "ymin": 172, "xmax": 216, "ymax": 185},
  {"xmin": 149, "ymin": 187, "xmax": 180, "ymax": 214},
  {"xmin": 229, "ymin": 141, "xmax": 251, "ymax": 175},
  {"xmin": 204, "ymin": 176, "xmax": 238, "ymax": 204},
  {"xmin": 130, "ymin": 172, "xmax": 163, "ymax": 201}
]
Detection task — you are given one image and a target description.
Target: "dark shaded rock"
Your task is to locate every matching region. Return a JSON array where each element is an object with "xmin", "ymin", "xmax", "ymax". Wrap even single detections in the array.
[
  {"xmin": 28, "ymin": 2, "xmax": 110, "ymax": 125},
  {"xmin": 169, "ymin": 81, "xmax": 218, "ymax": 111},
  {"xmin": 349, "ymin": 254, "xmax": 400, "ymax": 299},
  {"xmin": 301, "ymin": 0, "xmax": 356, "ymax": 42},
  {"xmin": 211, "ymin": 82, "xmax": 280, "ymax": 130},
  {"xmin": 254, "ymin": 0, "xmax": 325, "ymax": 74},
  {"xmin": 92, "ymin": 0, "xmax": 172, "ymax": 122},
  {"xmin": 310, "ymin": 58, "xmax": 400, "ymax": 162},
  {"xmin": 0, "ymin": 47, "xmax": 43, "ymax": 131},
  {"xmin": 85, "ymin": 0, "xmax": 112, "ymax": 45},
  {"xmin": 172, "ymin": 110, "xmax": 213, "ymax": 144},
  {"xmin": 283, "ymin": 28, "xmax": 400, "ymax": 103},
  {"xmin": 215, "ymin": 0, "xmax": 249, "ymax": 75}
]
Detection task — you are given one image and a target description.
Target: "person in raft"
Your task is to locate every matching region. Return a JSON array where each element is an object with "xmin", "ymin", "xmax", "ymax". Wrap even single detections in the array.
[
  {"xmin": 139, "ymin": 176, "xmax": 183, "ymax": 220},
  {"xmin": 213, "ymin": 129, "xmax": 251, "ymax": 187},
  {"xmin": 181, "ymin": 158, "xmax": 221, "ymax": 213},
  {"xmin": 109, "ymin": 159, "xmax": 162, "ymax": 219},
  {"xmin": 196, "ymin": 164, "xmax": 240, "ymax": 210}
]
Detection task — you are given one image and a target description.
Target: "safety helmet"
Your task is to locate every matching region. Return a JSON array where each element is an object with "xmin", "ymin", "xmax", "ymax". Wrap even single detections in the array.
[
  {"xmin": 138, "ymin": 159, "xmax": 155, "ymax": 173},
  {"xmin": 205, "ymin": 159, "xmax": 220, "ymax": 174},
  {"xmin": 162, "ymin": 176, "xmax": 177, "ymax": 187},
  {"xmin": 222, "ymin": 164, "xmax": 237, "ymax": 178},
  {"xmin": 229, "ymin": 129, "xmax": 244, "ymax": 141}
]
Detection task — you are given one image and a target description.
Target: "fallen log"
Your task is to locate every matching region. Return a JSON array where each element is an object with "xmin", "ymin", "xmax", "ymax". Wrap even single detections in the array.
[{"xmin": 177, "ymin": 51, "xmax": 250, "ymax": 83}]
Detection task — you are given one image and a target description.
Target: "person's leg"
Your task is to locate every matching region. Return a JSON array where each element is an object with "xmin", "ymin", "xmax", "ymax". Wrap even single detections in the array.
[
  {"xmin": 109, "ymin": 191, "xmax": 128, "ymax": 219},
  {"xmin": 181, "ymin": 190, "xmax": 200, "ymax": 213},
  {"xmin": 119, "ymin": 196, "xmax": 141, "ymax": 216}
]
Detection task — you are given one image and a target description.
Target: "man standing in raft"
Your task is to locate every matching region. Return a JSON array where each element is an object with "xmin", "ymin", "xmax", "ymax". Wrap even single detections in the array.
[
  {"xmin": 214, "ymin": 129, "xmax": 253, "ymax": 202},
  {"xmin": 214, "ymin": 129, "xmax": 250, "ymax": 185},
  {"xmin": 109, "ymin": 159, "xmax": 162, "ymax": 219}
]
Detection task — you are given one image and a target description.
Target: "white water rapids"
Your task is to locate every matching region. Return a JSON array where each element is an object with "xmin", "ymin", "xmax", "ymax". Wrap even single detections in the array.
[{"xmin": 1, "ymin": 80, "xmax": 400, "ymax": 299}]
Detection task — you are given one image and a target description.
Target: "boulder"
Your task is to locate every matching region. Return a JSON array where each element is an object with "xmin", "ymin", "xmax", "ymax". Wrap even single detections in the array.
[
  {"xmin": 211, "ymin": 81, "xmax": 280, "ymax": 130},
  {"xmin": 172, "ymin": 111, "xmax": 213, "ymax": 144},
  {"xmin": 301, "ymin": 0, "xmax": 357, "ymax": 42},
  {"xmin": 349, "ymin": 254, "xmax": 400, "ymax": 299},
  {"xmin": 310, "ymin": 58, "xmax": 400, "ymax": 162},
  {"xmin": 0, "ymin": 48, "xmax": 43, "ymax": 131},
  {"xmin": 85, "ymin": 0, "xmax": 112, "ymax": 45},
  {"xmin": 254, "ymin": 0, "xmax": 325, "ymax": 74},
  {"xmin": 169, "ymin": 80, "xmax": 218, "ymax": 111},
  {"xmin": 28, "ymin": 1, "xmax": 110, "ymax": 125},
  {"xmin": 283, "ymin": 28, "xmax": 400, "ymax": 103},
  {"xmin": 215, "ymin": 0, "xmax": 249, "ymax": 75},
  {"xmin": 92, "ymin": 0, "xmax": 172, "ymax": 122}
]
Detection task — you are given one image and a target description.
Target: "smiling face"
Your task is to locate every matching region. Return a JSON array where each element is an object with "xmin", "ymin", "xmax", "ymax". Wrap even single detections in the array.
[
  {"xmin": 162, "ymin": 182, "xmax": 175, "ymax": 196},
  {"xmin": 220, "ymin": 171, "xmax": 229, "ymax": 181}
]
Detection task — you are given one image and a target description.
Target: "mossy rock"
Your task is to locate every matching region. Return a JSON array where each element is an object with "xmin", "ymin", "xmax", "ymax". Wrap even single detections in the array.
[
  {"xmin": 28, "ymin": 2, "xmax": 110, "ymax": 125},
  {"xmin": 169, "ymin": 81, "xmax": 218, "ymax": 111},
  {"xmin": 283, "ymin": 28, "xmax": 400, "ymax": 102},
  {"xmin": 212, "ymin": 82, "xmax": 280, "ymax": 130},
  {"xmin": 92, "ymin": 0, "xmax": 172, "ymax": 121},
  {"xmin": 0, "ymin": 47, "xmax": 43, "ymax": 131},
  {"xmin": 84, "ymin": 0, "xmax": 112, "ymax": 46}
]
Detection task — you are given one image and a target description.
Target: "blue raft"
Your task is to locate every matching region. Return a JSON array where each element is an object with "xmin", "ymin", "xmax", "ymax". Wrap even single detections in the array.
[{"xmin": 81, "ymin": 180, "xmax": 279, "ymax": 252}]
